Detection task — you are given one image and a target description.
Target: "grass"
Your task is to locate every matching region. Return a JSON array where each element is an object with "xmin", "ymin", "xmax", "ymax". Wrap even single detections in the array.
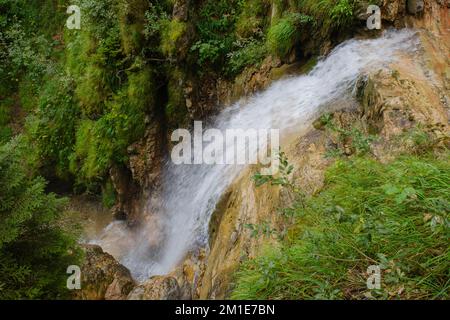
[
  {"xmin": 232, "ymin": 152, "xmax": 450, "ymax": 300},
  {"xmin": 267, "ymin": 16, "xmax": 298, "ymax": 57},
  {"xmin": 297, "ymin": 0, "xmax": 356, "ymax": 36},
  {"xmin": 161, "ymin": 19, "xmax": 187, "ymax": 57}
]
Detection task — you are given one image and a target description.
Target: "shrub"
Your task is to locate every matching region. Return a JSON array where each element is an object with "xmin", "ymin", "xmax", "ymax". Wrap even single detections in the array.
[
  {"xmin": 266, "ymin": 13, "xmax": 312, "ymax": 57},
  {"xmin": 233, "ymin": 153, "xmax": 450, "ymax": 300},
  {"xmin": 190, "ymin": 0, "xmax": 240, "ymax": 68},
  {"xmin": 227, "ymin": 39, "xmax": 267, "ymax": 75},
  {"xmin": 161, "ymin": 19, "xmax": 187, "ymax": 57},
  {"xmin": 0, "ymin": 137, "xmax": 81, "ymax": 299},
  {"xmin": 27, "ymin": 73, "xmax": 79, "ymax": 179},
  {"xmin": 235, "ymin": 0, "xmax": 271, "ymax": 38},
  {"xmin": 297, "ymin": 0, "xmax": 356, "ymax": 36},
  {"xmin": 191, "ymin": 40, "xmax": 226, "ymax": 66}
]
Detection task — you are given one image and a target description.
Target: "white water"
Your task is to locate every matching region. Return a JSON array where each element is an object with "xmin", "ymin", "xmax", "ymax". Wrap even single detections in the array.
[{"xmin": 92, "ymin": 30, "xmax": 419, "ymax": 281}]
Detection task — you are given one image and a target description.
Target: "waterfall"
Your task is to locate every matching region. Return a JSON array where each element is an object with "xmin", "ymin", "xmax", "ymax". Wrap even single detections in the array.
[{"xmin": 92, "ymin": 29, "xmax": 419, "ymax": 282}]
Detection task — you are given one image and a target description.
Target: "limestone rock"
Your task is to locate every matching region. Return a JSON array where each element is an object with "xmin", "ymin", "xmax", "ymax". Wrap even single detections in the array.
[
  {"xmin": 128, "ymin": 122, "xmax": 162, "ymax": 189},
  {"xmin": 173, "ymin": 0, "xmax": 189, "ymax": 21},
  {"xmin": 76, "ymin": 245, "xmax": 135, "ymax": 300},
  {"xmin": 127, "ymin": 276, "xmax": 181, "ymax": 300}
]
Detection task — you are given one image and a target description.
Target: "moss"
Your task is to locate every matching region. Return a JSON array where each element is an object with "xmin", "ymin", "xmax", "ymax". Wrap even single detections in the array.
[
  {"xmin": 235, "ymin": 0, "xmax": 271, "ymax": 38},
  {"xmin": 267, "ymin": 16, "xmax": 298, "ymax": 57},
  {"xmin": 299, "ymin": 56, "xmax": 318, "ymax": 73},
  {"xmin": 233, "ymin": 152, "xmax": 450, "ymax": 299},
  {"xmin": 70, "ymin": 65, "xmax": 156, "ymax": 185},
  {"xmin": 161, "ymin": 19, "xmax": 187, "ymax": 57},
  {"xmin": 101, "ymin": 179, "xmax": 116, "ymax": 208},
  {"xmin": 117, "ymin": 0, "xmax": 149, "ymax": 55},
  {"xmin": 0, "ymin": 97, "xmax": 13, "ymax": 143},
  {"xmin": 75, "ymin": 64, "xmax": 108, "ymax": 118},
  {"xmin": 165, "ymin": 68, "xmax": 188, "ymax": 128}
]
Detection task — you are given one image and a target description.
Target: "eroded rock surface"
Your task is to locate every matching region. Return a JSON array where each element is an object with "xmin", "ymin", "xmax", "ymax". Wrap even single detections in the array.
[
  {"xmin": 127, "ymin": 276, "xmax": 181, "ymax": 300},
  {"xmin": 76, "ymin": 245, "xmax": 135, "ymax": 300}
]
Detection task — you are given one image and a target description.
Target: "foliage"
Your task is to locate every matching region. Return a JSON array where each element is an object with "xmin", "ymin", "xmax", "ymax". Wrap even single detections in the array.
[
  {"xmin": 398, "ymin": 126, "xmax": 449, "ymax": 156},
  {"xmin": 233, "ymin": 152, "xmax": 450, "ymax": 300},
  {"xmin": 227, "ymin": 38, "xmax": 267, "ymax": 76},
  {"xmin": 296, "ymin": 0, "xmax": 356, "ymax": 36},
  {"xmin": 321, "ymin": 113, "xmax": 376, "ymax": 157},
  {"xmin": 69, "ymin": 67, "xmax": 154, "ymax": 184},
  {"xmin": 101, "ymin": 179, "xmax": 116, "ymax": 209},
  {"xmin": 190, "ymin": 0, "xmax": 241, "ymax": 69},
  {"xmin": 267, "ymin": 13, "xmax": 312, "ymax": 57},
  {"xmin": 161, "ymin": 19, "xmax": 187, "ymax": 57},
  {"xmin": 235, "ymin": 0, "xmax": 271, "ymax": 38},
  {"xmin": 0, "ymin": 97, "xmax": 13, "ymax": 144},
  {"xmin": 0, "ymin": 138, "xmax": 81, "ymax": 299},
  {"xmin": 27, "ymin": 72, "xmax": 80, "ymax": 179},
  {"xmin": 63, "ymin": 1, "xmax": 156, "ymax": 187},
  {"xmin": 253, "ymin": 151, "xmax": 294, "ymax": 187},
  {"xmin": 144, "ymin": 2, "xmax": 170, "ymax": 40}
]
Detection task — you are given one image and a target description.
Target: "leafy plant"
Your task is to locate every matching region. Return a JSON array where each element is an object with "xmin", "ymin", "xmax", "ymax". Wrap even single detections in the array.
[
  {"xmin": 233, "ymin": 152, "xmax": 450, "ymax": 300},
  {"xmin": 253, "ymin": 151, "xmax": 294, "ymax": 187},
  {"xmin": 321, "ymin": 113, "xmax": 376, "ymax": 156},
  {"xmin": 190, "ymin": 0, "xmax": 240, "ymax": 69},
  {"xmin": 297, "ymin": 0, "xmax": 357, "ymax": 36},
  {"xmin": 227, "ymin": 38, "xmax": 267, "ymax": 76},
  {"xmin": 0, "ymin": 138, "xmax": 81, "ymax": 299},
  {"xmin": 144, "ymin": 3, "xmax": 170, "ymax": 39}
]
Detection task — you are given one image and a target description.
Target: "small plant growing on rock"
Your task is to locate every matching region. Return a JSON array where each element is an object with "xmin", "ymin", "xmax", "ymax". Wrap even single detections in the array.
[
  {"xmin": 253, "ymin": 151, "xmax": 294, "ymax": 187},
  {"xmin": 320, "ymin": 113, "xmax": 376, "ymax": 157}
]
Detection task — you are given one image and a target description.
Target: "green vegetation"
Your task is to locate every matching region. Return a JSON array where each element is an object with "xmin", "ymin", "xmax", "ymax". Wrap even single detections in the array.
[
  {"xmin": 0, "ymin": 97, "xmax": 13, "ymax": 143},
  {"xmin": 188, "ymin": 0, "xmax": 354, "ymax": 73},
  {"xmin": 227, "ymin": 38, "xmax": 267, "ymax": 75},
  {"xmin": 233, "ymin": 148, "xmax": 449, "ymax": 300},
  {"xmin": 0, "ymin": 138, "xmax": 81, "ymax": 299},
  {"xmin": 191, "ymin": 0, "xmax": 240, "ymax": 68},
  {"xmin": 161, "ymin": 19, "xmax": 187, "ymax": 57},
  {"xmin": 101, "ymin": 179, "xmax": 117, "ymax": 209},
  {"xmin": 267, "ymin": 13, "xmax": 312, "ymax": 57},
  {"xmin": 296, "ymin": 0, "xmax": 356, "ymax": 36},
  {"xmin": 318, "ymin": 113, "xmax": 376, "ymax": 157}
]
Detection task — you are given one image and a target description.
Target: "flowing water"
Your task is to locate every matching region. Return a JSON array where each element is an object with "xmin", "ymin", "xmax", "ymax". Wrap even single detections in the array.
[{"xmin": 92, "ymin": 29, "xmax": 419, "ymax": 282}]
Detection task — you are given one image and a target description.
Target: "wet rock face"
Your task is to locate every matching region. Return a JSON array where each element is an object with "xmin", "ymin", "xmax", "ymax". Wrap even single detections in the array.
[
  {"xmin": 109, "ymin": 120, "xmax": 163, "ymax": 224},
  {"xmin": 76, "ymin": 245, "xmax": 135, "ymax": 300},
  {"xmin": 173, "ymin": 0, "xmax": 189, "ymax": 21},
  {"xmin": 127, "ymin": 122, "xmax": 163, "ymax": 189},
  {"xmin": 407, "ymin": 0, "xmax": 425, "ymax": 14},
  {"xmin": 127, "ymin": 276, "xmax": 181, "ymax": 300}
]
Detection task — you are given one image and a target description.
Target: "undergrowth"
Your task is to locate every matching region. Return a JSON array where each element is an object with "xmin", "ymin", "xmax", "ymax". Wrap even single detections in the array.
[{"xmin": 233, "ymin": 151, "xmax": 449, "ymax": 300}]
